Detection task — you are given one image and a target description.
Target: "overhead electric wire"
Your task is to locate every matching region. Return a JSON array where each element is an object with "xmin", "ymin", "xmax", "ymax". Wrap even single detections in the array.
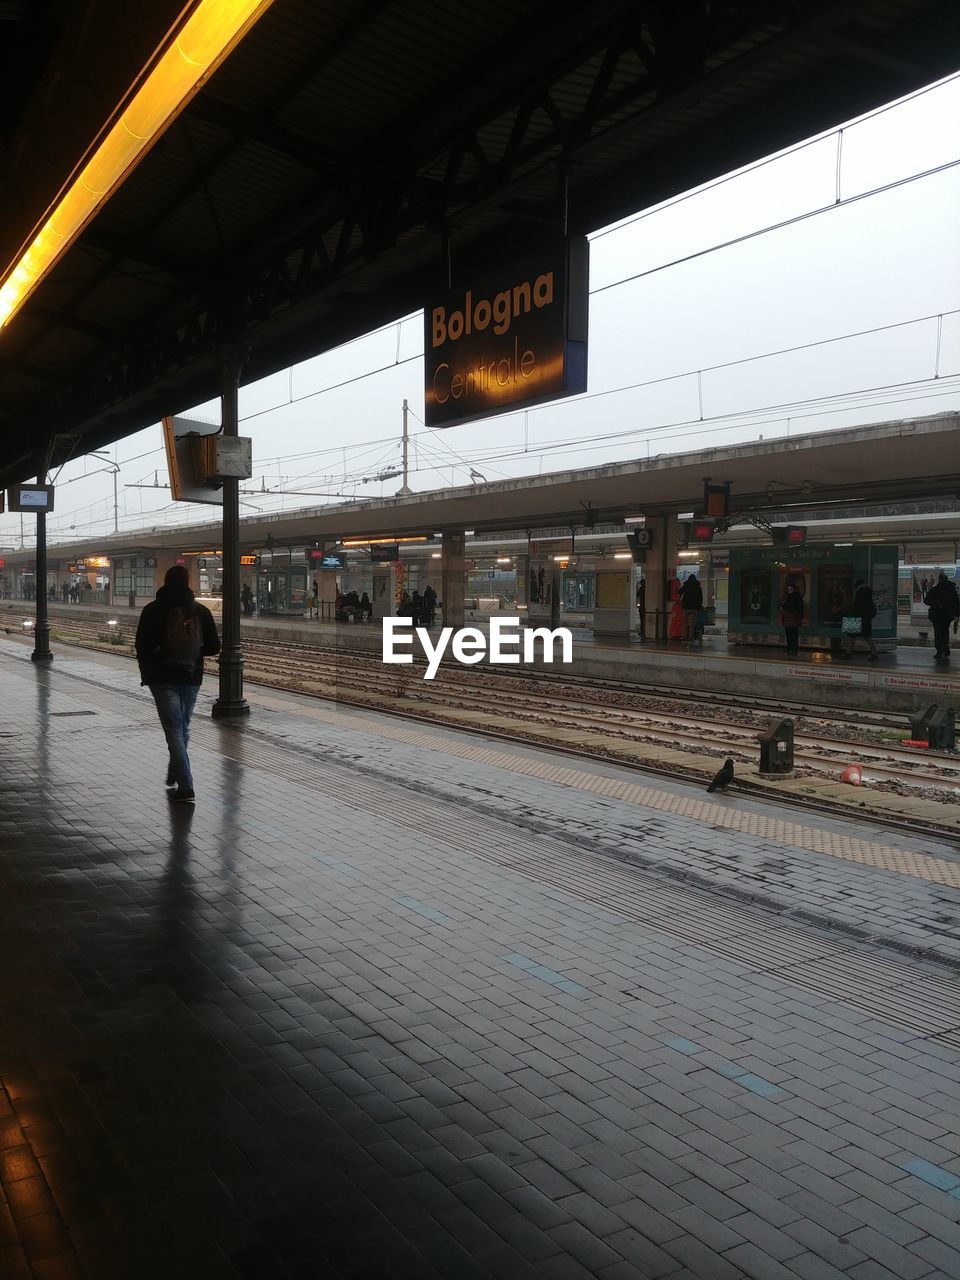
[
  {"xmin": 589, "ymin": 69, "xmax": 960, "ymax": 244},
  {"xmin": 592, "ymin": 156, "xmax": 960, "ymax": 298},
  {"xmin": 10, "ymin": 77, "xmax": 960, "ymax": 539},
  {"xmin": 253, "ymin": 299, "xmax": 956, "ymax": 483},
  {"xmin": 238, "ymin": 353, "xmax": 421, "ymax": 425},
  {"xmin": 228, "ymin": 155, "xmax": 960, "ymax": 439},
  {"xmin": 30, "ymin": 367, "xmax": 960, "ymax": 533}
]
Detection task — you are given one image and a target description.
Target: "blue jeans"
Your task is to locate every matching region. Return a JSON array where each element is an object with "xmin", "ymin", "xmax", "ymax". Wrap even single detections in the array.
[{"xmin": 150, "ymin": 684, "xmax": 199, "ymax": 790}]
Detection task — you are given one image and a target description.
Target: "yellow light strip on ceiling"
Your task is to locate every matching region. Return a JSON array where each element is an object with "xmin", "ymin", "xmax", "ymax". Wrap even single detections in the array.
[
  {"xmin": 0, "ymin": 0, "xmax": 275, "ymax": 331},
  {"xmin": 341, "ymin": 535, "xmax": 431, "ymax": 547}
]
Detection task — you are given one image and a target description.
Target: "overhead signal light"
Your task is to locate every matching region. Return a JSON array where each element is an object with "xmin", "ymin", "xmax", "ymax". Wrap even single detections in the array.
[
  {"xmin": 773, "ymin": 526, "xmax": 807, "ymax": 547},
  {"xmin": 688, "ymin": 520, "xmax": 716, "ymax": 544},
  {"xmin": 703, "ymin": 481, "xmax": 731, "ymax": 519}
]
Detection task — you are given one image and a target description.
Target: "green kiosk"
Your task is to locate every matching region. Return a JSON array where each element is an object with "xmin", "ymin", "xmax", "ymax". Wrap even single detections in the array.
[{"xmin": 728, "ymin": 544, "xmax": 899, "ymax": 651}]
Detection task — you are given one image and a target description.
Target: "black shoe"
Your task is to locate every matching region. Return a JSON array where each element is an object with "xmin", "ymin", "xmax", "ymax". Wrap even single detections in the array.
[
  {"xmin": 165, "ymin": 776, "xmax": 176, "ymax": 789},
  {"xmin": 169, "ymin": 788, "xmax": 195, "ymax": 804}
]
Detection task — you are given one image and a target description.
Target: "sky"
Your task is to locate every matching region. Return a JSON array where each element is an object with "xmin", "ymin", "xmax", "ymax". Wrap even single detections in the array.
[{"xmin": 2, "ymin": 71, "xmax": 959, "ymax": 550}]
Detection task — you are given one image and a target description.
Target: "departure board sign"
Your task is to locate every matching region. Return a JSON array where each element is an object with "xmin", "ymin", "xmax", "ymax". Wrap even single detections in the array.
[
  {"xmin": 424, "ymin": 236, "xmax": 589, "ymax": 428},
  {"xmin": 8, "ymin": 483, "xmax": 54, "ymax": 512}
]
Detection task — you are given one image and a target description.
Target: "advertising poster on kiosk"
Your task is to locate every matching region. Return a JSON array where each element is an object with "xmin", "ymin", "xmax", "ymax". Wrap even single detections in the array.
[
  {"xmin": 738, "ymin": 565, "xmax": 772, "ymax": 623},
  {"xmin": 912, "ymin": 567, "xmax": 954, "ymax": 609},
  {"xmin": 871, "ymin": 561, "xmax": 898, "ymax": 631},
  {"xmin": 816, "ymin": 562, "xmax": 853, "ymax": 627}
]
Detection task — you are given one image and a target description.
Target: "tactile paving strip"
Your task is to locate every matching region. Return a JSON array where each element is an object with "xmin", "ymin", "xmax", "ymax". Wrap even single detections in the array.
[
  {"xmin": 245, "ymin": 691, "xmax": 960, "ymax": 890},
  {"xmin": 220, "ymin": 695, "xmax": 960, "ymax": 1045}
]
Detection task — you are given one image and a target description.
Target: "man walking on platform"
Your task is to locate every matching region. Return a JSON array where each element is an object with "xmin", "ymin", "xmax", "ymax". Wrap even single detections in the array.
[
  {"xmin": 924, "ymin": 572, "xmax": 960, "ymax": 661},
  {"xmin": 135, "ymin": 565, "xmax": 221, "ymax": 803}
]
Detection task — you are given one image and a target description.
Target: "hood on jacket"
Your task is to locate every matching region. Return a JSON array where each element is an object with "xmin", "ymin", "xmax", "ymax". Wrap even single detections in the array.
[{"xmin": 155, "ymin": 583, "xmax": 196, "ymax": 608}]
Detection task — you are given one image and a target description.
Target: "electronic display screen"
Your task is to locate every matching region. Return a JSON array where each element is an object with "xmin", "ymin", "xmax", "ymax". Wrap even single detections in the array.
[{"xmin": 8, "ymin": 485, "xmax": 54, "ymax": 512}]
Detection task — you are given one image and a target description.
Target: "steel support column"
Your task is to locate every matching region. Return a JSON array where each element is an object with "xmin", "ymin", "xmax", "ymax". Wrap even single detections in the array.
[
  {"xmin": 31, "ymin": 507, "xmax": 52, "ymax": 664},
  {"xmin": 212, "ymin": 345, "xmax": 250, "ymax": 719}
]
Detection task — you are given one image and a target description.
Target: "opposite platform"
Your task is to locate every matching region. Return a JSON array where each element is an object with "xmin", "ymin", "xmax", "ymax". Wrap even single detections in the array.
[
  {"xmin": 2, "ymin": 641, "xmax": 960, "ymax": 1279},
  {"xmin": 2, "ymin": 599, "xmax": 958, "ymax": 714}
]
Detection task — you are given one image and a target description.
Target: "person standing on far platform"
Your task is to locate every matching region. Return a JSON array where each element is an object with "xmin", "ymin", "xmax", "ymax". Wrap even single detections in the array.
[
  {"xmin": 778, "ymin": 583, "xmax": 805, "ymax": 657},
  {"xmin": 422, "ymin": 583, "xmax": 437, "ymax": 628},
  {"xmin": 924, "ymin": 572, "xmax": 960, "ymax": 661},
  {"xmin": 135, "ymin": 564, "xmax": 221, "ymax": 804},
  {"xmin": 843, "ymin": 579, "xmax": 879, "ymax": 661},
  {"xmin": 679, "ymin": 574, "xmax": 703, "ymax": 644}
]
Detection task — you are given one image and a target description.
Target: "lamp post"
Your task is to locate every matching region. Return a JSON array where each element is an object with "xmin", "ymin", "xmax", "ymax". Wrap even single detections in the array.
[
  {"xmin": 88, "ymin": 451, "xmax": 120, "ymax": 533},
  {"xmin": 31, "ymin": 457, "xmax": 52, "ymax": 664},
  {"xmin": 212, "ymin": 342, "xmax": 250, "ymax": 719}
]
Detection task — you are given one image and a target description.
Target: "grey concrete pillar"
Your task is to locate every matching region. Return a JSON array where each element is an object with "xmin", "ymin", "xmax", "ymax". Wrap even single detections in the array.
[
  {"xmin": 699, "ymin": 551, "xmax": 713, "ymax": 606},
  {"xmin": 154, "ymin": 549, "xmax": 192, "ymax": 593},
  {"xmin": 643, "ymin": 514, "xmax": 679, "ymax": 644},
  {"xmin": 441, "ymin": 530, "xmax": 465, "ymax": 629}
]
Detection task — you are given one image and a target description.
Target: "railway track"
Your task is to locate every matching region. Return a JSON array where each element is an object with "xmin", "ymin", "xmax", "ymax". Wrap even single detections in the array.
[
  {"xmin": 234, "ymin": 640, "xmax": 960, "ymax": 791},
  {"xmin": 14, "ymin": 611, "xmax": 956, "ymax": 802}
]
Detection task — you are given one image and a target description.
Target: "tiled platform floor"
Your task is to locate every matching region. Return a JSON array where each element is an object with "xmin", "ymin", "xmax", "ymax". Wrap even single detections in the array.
[{"xmin": 2, "ymin": 638, "xmax": 960, "ymax": 1279}]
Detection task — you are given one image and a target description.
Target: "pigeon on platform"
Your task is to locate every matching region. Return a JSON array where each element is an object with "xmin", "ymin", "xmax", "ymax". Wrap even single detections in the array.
[{"xmin": 707, "ymin": 758, "xmax": 735, "ymax": 794}]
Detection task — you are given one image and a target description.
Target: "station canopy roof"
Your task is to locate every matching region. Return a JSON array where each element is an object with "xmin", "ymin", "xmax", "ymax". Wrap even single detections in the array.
[
  {"xmin": 1, "ymin": 0, "xmax": 959, "ymax": 489},
  {"xmin": 15, "ymin": 413, "xmax": 959, "ymax": 560}
]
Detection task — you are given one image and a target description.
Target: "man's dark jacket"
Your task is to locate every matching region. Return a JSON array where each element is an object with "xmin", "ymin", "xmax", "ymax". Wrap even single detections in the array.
[
  {"xmin": 135, "ymin": 583, "xmax": 221, "ymax": 686},
  {"xmin": 925, "ymin": 579, "xmax": 960, "ymax": 623}
]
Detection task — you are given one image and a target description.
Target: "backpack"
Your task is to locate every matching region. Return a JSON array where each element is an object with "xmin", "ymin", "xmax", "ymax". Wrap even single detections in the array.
[{"xmin": 160, "ymin": 605, "xmax": 203, "ymax": 674}]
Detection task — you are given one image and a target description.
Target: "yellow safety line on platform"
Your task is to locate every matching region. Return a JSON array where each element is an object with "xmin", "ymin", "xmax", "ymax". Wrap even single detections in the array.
[{"xmin": 247, "ymin": 691, "xmax": 960, "ymax": 890}]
